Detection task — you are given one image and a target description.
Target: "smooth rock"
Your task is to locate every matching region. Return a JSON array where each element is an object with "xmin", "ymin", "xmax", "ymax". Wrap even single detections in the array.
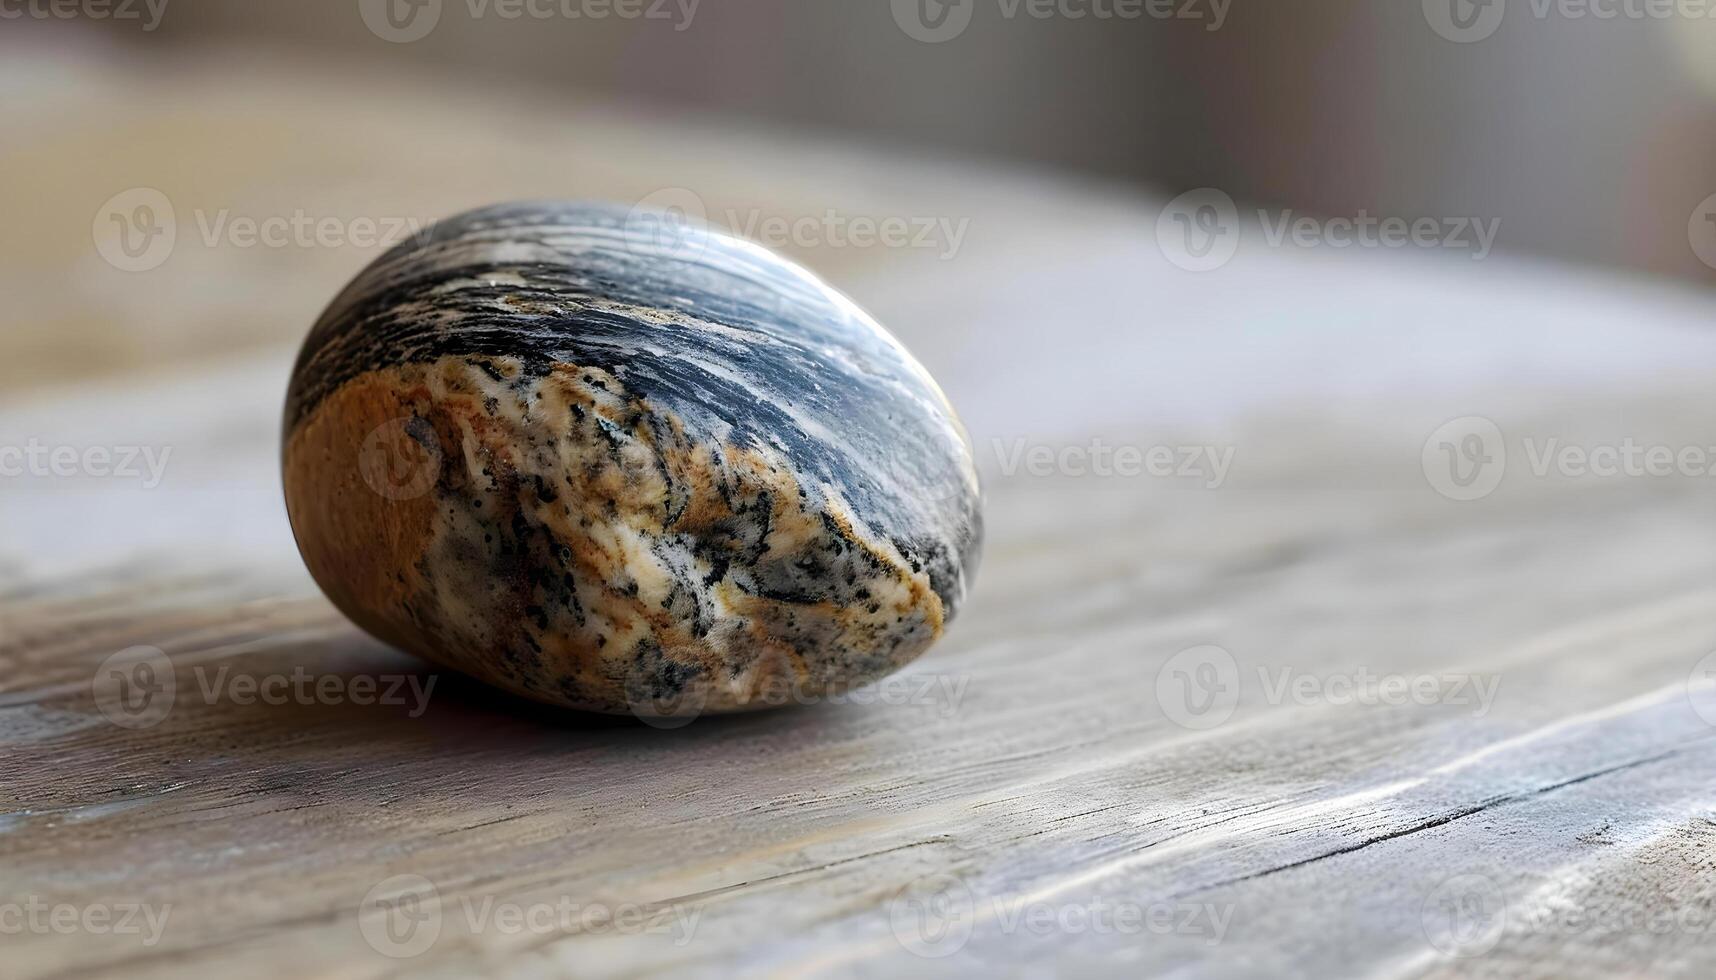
[{"xmin": 282, "ymin": 201, "xmax": 982, "ymax": 716}]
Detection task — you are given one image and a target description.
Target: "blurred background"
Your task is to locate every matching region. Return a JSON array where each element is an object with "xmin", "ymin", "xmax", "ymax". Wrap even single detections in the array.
[
  {"xmin": 16, "ymin": 0, "xmax": 1716, "ymax": 280},
  {"xmin": 10, "ymin": 0, "xmax": 1716, "ymax": 578}
]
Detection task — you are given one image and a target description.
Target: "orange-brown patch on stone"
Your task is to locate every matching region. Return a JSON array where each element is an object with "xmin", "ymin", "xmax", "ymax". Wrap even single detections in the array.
[{"xmin": 283, "ymin": 371, "xmax": 440, "ymax": 661}]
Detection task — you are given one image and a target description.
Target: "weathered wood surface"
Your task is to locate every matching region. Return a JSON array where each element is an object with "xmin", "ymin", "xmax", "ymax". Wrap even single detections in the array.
[{"xmin": 5, "ymin": 43, "xmax": 1716, "ymax": 979}]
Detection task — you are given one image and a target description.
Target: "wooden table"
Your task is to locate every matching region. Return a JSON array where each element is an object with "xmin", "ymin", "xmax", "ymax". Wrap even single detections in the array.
[{"xmin": 5, "ymin": 42, "xmax": 1716, "ymax": 979}]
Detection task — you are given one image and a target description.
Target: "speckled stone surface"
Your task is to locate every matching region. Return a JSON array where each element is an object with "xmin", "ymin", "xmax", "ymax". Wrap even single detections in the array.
[{"xmin": 282, "ymin": 201, "xmax": 982, "ymax": 716}]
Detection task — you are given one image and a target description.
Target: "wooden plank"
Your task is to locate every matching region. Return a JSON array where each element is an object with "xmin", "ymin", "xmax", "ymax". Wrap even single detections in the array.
[{"xmin": 7, "ymin": 371, "xmax": 1716, "ymax": 977}]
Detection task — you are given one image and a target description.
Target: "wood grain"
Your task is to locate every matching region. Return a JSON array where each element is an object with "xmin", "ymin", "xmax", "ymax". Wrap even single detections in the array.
[{"xmin": 7, "ymin": 385, "xmax": 1716, "ymax": 978}]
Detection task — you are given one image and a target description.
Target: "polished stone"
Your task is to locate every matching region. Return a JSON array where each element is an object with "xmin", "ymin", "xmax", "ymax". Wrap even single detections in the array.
[{"xmin": 283, "ymin": 201, "xmax": 982, "ymax": 716}]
